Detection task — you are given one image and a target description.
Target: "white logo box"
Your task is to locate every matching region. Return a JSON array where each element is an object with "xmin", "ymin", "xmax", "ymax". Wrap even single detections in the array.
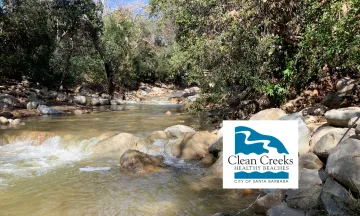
[{"xmin": 222, "ymin": 120, "xmax": 299, "ymax": 189}]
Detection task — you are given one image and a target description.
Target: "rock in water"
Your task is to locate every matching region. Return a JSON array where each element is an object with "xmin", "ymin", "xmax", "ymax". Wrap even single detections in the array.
[
  {"xmin": 37, "ymin": 105, "xmax": 64, "ymax": 115},
  {"xmin": 74, "ymin": 110, "xmax": 83, "ymax": 115},
  {"xmin": 201, "ymin": 154, "xmax": 217, "ymax": 166},
  {"xmin": 326, "ymin": 138, "xmax": 360, "ymax": 194},
  {"xmin": 250, "ymin": 108, "xmax": 286, "ymax": 120},
  {"xmin": 172, "ymin": 131, "xmax": 217, "ymax": 160},
  {"xmin": 164, "ymin": 125, "xmax": 195, "ymax": 138},
  {"xmin": 120, "ymin": 149, "xmax": 168, "ymax": 173},
  {"xmin": 9, "ymin": 118, "xmax": 21, "ymax": 126},
  {"xmin": 91, "ymin": 133, "xmax": 150, "ymax": 155},
  {"xmin": 0, "ymin": 116, "xmax": 9, "ymax": 125},
  {"xmin": 73, "ymin": 95, "xmax": 87, "ymax": 105},
  {"xmin": 208, "ymin": 138, "xmax": 223, "ymax": 155},
  {"xmin": 91, "ymin": 98, "xmax": 100, "ymax": 106},
  {"xmin": 148, "ymin": 131, "xmax": 168, "ymax": 139},
  {"xmin": 325, "ymin": 107, "xmax": 360, "ymax": 127},
  {"xmin": 99, "ymin": 98, "xmax": 110, "ymax": 105},
  {"xmin": 165, "ymin": 111, "xmax": 171, "ymax": 115}
]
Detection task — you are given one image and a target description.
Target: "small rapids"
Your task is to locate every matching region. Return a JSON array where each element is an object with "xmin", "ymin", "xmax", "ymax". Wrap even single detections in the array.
[
  {"xmin": 0, "ymin": 136, "xmax": 101, "ymax": 188},
  {"xmin": 0, "ymin": 104, "xmax": 259, "ymax": 216}
]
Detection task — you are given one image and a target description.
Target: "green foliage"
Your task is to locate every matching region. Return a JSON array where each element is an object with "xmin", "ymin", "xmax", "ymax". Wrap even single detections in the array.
[
  {"xmin": 0, "ymin": 0, "xmax": 56, "ymax": 82},
  {"xmin": 1, "ymin": 0, "xmax": 359, "ymax": 104},
  {"xmin": 292, "ymin": 0, "xmax": 360, "ymax": 89},
  {"xmin": 150, "ymin": 0, "xmax": 360, "ymax": 116}
]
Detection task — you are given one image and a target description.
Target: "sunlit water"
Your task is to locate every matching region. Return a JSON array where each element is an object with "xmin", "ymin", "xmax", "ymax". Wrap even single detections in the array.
[{"xmin": 0, "ymin": 104, "xmax": 259, "ymax": 216}]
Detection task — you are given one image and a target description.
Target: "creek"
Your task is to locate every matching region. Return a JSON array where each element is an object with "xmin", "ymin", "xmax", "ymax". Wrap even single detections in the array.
[{"xmin": 0, "ymin": 104, "xmax": 259, "ymax": 216}]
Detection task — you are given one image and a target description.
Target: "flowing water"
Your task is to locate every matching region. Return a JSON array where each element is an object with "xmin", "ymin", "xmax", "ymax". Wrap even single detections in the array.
[{"xmin": 0, "ymin": 104, "xmax": 259, "ymax": 216}]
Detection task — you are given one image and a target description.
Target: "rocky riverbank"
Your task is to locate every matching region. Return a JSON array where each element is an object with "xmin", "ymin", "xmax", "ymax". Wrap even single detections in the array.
[
  {"xmin": 87, "ymin": 107, "xmax": 360, "ymax": 215},
  {"xmin": 207, "ymin": 107, "xmax": 360, "ymax": 215}
]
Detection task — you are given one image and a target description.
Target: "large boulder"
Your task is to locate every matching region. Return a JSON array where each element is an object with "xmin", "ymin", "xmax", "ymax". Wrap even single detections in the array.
[
  {"xmin": 74, "ymin": 110, "xmax": 83, "ymax": 115},
  {"xmin": 326, "ymin": 138, "xmax": 360, "ymax": 194},
  {"xmin": 201, "ymin": 153, "xmax": 217, "ymax": 166},
  {"xmin": 336, "ymin": 78, "xmax": 357, "ymax": 97},
  {"xmin": 119, "ymin": 149, "xmax": 168, "ymax": 173},
  {"xmin": 172, "ymin": 131, "xmax": 217, "ymax": 160},
  {"xmin": 321, "ymin": 78, "xmax": 357, "ymax": 109},
  {"xmin": 253, "ymin": 190, "xmax": 283, "ymax": 214},
  {"xmin": 37, "ymin": 105, "xmax": 64, "ymax": 115},
  {"xmin": 306, "ymin": 122, "xmax": 327, "ymax": 133},
  {"xmin": 73, "ymin": 95, "xmax": 87, "ymax": 105},
  {"xmin": 285, "ymin": 168, "xmax": 325, "ymax": 210},
  {"xmin": 208, "ymin": 138, "xmax": 223, "ymax": 154},
  {"xmin": 148, "ymin": 131, "xmax": 168, "ymax": 139},
  {"xmin": 164, "ymin": 125, "xmax": 195, "ymax": 138},
  {"xmin": 0, "ymin": 94, "xmax": 18, "ymax": 106},
  {"xmin": 56, "ymin": 92, "xmax": 67, "ymax": 102},
  {"xmin": 313, "ymin": 129, "xmax": 355, "ymax": 158},
  {"xmin": 266, "ymin": 204, "xmax": 308, "ymax": 216},
  {"xmin": 325, "ymin": 107, "xmax": 360, "ymax": 127},
  {"xmin": 298, "ymin": 168, "xmax": 325, "ymax": 186},
  {"xmin": 91, "ymin": 133, "xmax": 150, "ymax": 155},
  {"xmin": 9, "ymin": 118, "xmax": 21, "ymax": 126},
  {"xmin": 310, "ymin": 125, "xmax": 341, "ymax": 151},
  {"xmin": 0, "ymin": 116, "xmax": 9, "ymax": 125},
  {"xmin": 250, "ymin": 108, "xmax": 286, "ymax": 120},
  {"xmin": 298, "ymin": 153, "xmax": 323, "ymax": 170},
  {"xmin": 91, "ymin": 97, "xmax": 100, "ymax": 106},
  {"xmin": 285, "ymin": 185, "xmax": 322, "ymax": 210},
  {"xmin": 26, "ymin": 101, "xmax": 38, "ymax": 110},
  {"xmin": 278, "ymin": 113, "xmax": 311, "ymax": 155},
  {"xmin": 47, "ymin": 90, "xmax": 58, "ymax": 99},
  {"xmin": 321, "ymin": 178, "xmax": 353, "ymax": 216},
  {"xmin": 99, "ymin": 98, "xmax": 110, "ymax": 105},
  {"xmin": 321, "ymin": 93, "xmax": 348, "ymax": 109},
  {"xmin": 0, "ymin": 101, "xmax": 13, "ymax": 111}
]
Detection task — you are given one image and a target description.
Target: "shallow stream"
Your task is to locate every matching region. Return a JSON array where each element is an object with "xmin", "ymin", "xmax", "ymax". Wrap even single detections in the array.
[{"xmin": 0, "ymin": 104, "xmax": 258, "ymax": 216}]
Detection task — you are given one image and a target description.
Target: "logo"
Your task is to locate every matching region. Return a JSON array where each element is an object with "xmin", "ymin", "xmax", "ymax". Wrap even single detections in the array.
[{"xmin": 223, "ymin": 121, "xmax": 298, "ymax": 189}]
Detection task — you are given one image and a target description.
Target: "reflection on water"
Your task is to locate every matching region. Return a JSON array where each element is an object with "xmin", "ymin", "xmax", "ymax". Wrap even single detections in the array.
[{"xmin": 0, "ymin": 104, "xmax": 257, "ymax": 216}]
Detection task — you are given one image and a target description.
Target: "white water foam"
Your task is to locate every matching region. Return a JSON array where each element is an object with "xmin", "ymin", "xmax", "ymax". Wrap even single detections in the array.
[
  {"xmin": 79, "ymin": 166, "xmax": 111, "ymax": 172},
  {"xmin": 0, "ymin": 136, "xmax": 102, "ymax": 185}
]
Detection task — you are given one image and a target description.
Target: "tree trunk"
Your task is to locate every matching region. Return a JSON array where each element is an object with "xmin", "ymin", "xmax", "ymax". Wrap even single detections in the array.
[{"xmin": 88, "ymin": 27, "xmax": 115, "ymax": 98}]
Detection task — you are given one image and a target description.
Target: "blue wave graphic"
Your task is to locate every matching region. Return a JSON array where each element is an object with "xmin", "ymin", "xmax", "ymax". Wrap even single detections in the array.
[
  {"xmin": 235, "ymin": 126, "xmax": 289, "ymax": 155},
  {"xmin": 234, "ymin": 171, "xmax": 289, "ymax": 179}
]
